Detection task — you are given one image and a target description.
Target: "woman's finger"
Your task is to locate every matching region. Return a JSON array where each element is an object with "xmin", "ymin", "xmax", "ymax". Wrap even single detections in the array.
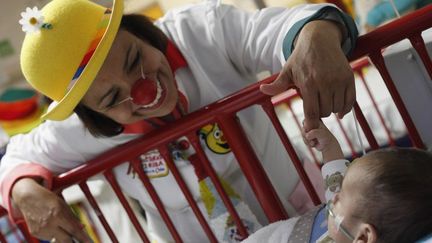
[
  {"xmin": 302, "ymin": 87, "xmax": 320, "ymax": 132},
  {"xmin": 338, "ymin": 81, "xmax": 356, "ymax": 118},
  {"xmin": 332, "ymin": 88, "xmax": 345, "ymax": 115},
  {"xmin": 50, "ymin": 228, "xmax": 74, "ymax": 243},
  {"xmin": 30, "ymin": 223, "xmax": 69, "ymax": 242},
  {"xmin": 260, "ymin": 67, "xmax": 293, "ymax": 95},
  {"xmin": 318, "ymin": 91, "xmax": 333, "ymax": 117},
  {"xmin": 58, "ymin": 202, "xmax": 91, "ymax": 242}
]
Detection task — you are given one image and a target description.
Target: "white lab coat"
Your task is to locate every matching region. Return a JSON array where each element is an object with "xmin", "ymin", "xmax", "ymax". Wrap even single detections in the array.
[{"xmin": 0, "ymin": 2, "xmax": 353, "ymax": 242}]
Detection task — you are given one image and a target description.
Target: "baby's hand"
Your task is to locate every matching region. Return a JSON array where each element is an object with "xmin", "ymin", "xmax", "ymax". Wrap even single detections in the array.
[
  {"xmin": 303, "ymin": 122, "xmax": 337, "ymax": 152},
  {"xmin": 302, "ymin": 121, "xmax": 343, "ymax": 162}
]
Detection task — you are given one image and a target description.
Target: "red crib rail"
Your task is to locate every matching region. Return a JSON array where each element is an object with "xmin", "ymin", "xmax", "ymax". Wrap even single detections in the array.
[
  {"xmin": 1, "ymin": 4, "xmax": 431, "ymax": 243},
  {"xmin": 52, "ymin": 74, "xmax": 293, "ymax": 242},
  {"xmin": 349, "ymin": 4, "xmax": 432, "ymax": 149}
]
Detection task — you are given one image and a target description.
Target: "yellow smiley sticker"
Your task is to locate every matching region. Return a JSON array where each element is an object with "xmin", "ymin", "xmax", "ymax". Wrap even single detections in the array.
[{"xmin": 199, "ymin": 123, "xmax": 231, "ymax": 154}]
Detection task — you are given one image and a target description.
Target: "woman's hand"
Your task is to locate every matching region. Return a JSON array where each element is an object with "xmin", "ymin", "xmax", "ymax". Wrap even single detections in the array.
[
  {"xmin": 12, "ymin": 178, "xmax": 92, "ymax": 243},
  {"xmin": 261, "ymin": 20, "xmax": 355, "ymax": 132}
]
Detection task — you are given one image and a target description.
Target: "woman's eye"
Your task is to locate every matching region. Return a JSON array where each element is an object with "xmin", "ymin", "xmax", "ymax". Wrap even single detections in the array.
[
  {"xmin": 106, "ymin": 91, "xmax": 119, "ymax": 109},
  {"xmin": 129, "ymin": 51, "xmax": 140, "ymax": 72}
]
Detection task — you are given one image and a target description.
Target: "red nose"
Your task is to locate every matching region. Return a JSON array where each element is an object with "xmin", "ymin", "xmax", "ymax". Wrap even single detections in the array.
[{"xmin": 130, "ymin": 77, "xmax": 158, "ymax": 105}]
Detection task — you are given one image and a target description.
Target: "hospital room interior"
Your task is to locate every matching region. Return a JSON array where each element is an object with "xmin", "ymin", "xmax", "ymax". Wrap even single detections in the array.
[{"xmin": 0, "ymin": 0, "xmax": 431, "ymax": 242}]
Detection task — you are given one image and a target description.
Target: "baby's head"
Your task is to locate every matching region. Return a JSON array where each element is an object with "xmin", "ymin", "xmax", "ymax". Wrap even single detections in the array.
[{"xmin": 328, "ymin": 147, "xmax": 432, "ymax": 243}]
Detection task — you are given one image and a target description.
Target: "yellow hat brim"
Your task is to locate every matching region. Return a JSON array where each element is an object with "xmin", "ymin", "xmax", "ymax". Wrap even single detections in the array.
[{"xmin": 42, "ymin": 0, "xmax": 123, "ymax": 121}]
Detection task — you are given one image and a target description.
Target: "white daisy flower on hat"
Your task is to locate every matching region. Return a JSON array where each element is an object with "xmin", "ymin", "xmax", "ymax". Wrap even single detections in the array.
[{"xmin": 19, "ymin": 7, "xmax": 45, "ymax": 34}]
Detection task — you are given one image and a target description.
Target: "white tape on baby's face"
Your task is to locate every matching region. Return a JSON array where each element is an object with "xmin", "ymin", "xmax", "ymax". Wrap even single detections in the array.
[
  {"xmin": 327, "ymin": 200, "xmax": 355, "ymax": 240},
  {"xmin": 335, "ymin": 214, "xmax": 345, "ymax": 232},
  {"xmin": 333, "ymin": 212, "xmax": 355, "ymax": 240},
  {"xmin": 316, "ymin": 231, "xmax": 336, "ymax": 243}
]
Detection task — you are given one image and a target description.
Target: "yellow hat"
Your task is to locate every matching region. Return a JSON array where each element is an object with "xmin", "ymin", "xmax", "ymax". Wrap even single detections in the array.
[{"xmin": 20, "ymin": 0, "xmax": 123, "ymax": 121}]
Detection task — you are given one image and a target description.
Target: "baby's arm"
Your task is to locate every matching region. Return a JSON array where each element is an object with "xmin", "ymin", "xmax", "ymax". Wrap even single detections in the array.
[
  {"xmin": 303, "ymin": 121, "xmax": 348, "ymax": 202},
  {"xmin": 303, "ymin": 122, "xmax": 344, "ymax": 163}
]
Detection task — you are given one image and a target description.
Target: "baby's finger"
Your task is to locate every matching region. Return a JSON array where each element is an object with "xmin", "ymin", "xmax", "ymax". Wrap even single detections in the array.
[
  {"xmin": 308, "ymin": 139, "xmax": 317, "ymax": 147},
  {"xmin": 304, "ymin": 129, "xmax": 320, "ymax": 147},
  {"xmin": 305, "ymin": 129, "xmax": 327, "ymax": 147},
  {"xmin": 305, "ymin": 129, "xmax": 323, "ymax": 140},
  {"xmin": 302, "ymin": 136, "xmax": 313, "ymax": 146}
]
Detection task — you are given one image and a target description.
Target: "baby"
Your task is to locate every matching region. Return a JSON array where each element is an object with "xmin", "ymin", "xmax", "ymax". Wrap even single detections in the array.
[{"xmin": 242, "ymin": 122, "xmax": 432, "ymax": 243}]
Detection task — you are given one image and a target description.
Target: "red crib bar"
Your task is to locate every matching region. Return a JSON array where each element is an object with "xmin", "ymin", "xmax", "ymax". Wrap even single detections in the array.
[
  {"xmin": 216, "ymin": 114, "xmax": 289, "ymax": 222},
  {"xmin": 79, "ymin": 182, "xmax": 119, "ymax": 243},
  {"xmin": 158, "ymin": 146, "xmax": 218, "ymax": 242},
  {"xmin": 0, "ymin": 207, "xmax": 31, "ymax": 243},
  {"xmin": 353, "ymin": 102, "xmax": 380, "ymax": 150},
  {"xmin": 334, "ymin": 115, "xmax": 358, "ymax": 158},
  {"xmin": 131, "ymin": 158, "xmax": 183, "ymax": 242},
  {"xmin": 409, "ymin": 34, "xmax": 432, "ymax": 80},
  {"xmin": 188, "ymin": 133, "xmax": 249, "ymax": 239},
  {"xmin": 285, "ymin": 99, "xmax": 321, "ymax": 166},
  {"xmin": 346, "ymin": 5, "xmax": 432, "ymax": 149},
  {"xmin": 0, "ymin": 231, "xmax": 5, "ymax": 243},
  {"xmin": 369, "ymin": 52, "xmax": 425, "ymax": 148},
  {"xmin": 261, "ymin": 100, "xmax": 321, "ymax": 205},
  {"xmin": 350, "ymin": 4, "xmax": 432, "ymax": 60},
  {"xmin": 16, "ymin": 223, "xmax": 37, "ymax": 243},
  {"xmin": 104, "ymin": 170, "xmax": 150, "ymax": 243},
  {"xmin": 271, "ymin": 90, "xmax": 321, "ymax": 167},
  {"xmin": 355, "ymin": 67, "xmax": 396, "ymax": 146}
]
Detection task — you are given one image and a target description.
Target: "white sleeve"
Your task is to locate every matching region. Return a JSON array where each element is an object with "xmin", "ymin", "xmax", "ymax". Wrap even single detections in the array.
[
  {"xmin": 0, "ymin": 114, "xmax": 117, "ymax": 210},
  {"xmin": 158, "ymin": 2, "xmax": 357, "ymax": 76},
  {"xmin": 209, "ymin": 3, "xmax": 332, "ymax": 74},
  {"xmin": 2, "ymin": 116, "xmax": 97, "ymax": 173},
  {"xmin": 321, "ymin": 159, "xmax": 350, "ymax": 203},
  {"xmin": 208, "ymin": 3, "xmax": 357, "ymax": 74}
]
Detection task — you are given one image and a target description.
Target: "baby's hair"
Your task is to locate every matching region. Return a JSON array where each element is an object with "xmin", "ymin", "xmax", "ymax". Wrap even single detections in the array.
[{"xmin": 355, "ymin": 148, "xmax": 432, "ymax": 243}]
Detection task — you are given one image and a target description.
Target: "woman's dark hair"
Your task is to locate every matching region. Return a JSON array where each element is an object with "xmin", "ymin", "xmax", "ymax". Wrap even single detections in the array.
[
  {"xmin": 74, "ymin": 14, "xmax": 168, "ymax": 137},
  {"xmin": 356, "ymin": 148, "xmax": 432, "ymax": 243}
]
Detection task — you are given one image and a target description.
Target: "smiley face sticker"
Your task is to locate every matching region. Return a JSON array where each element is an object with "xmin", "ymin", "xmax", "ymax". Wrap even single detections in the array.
[{"xmin": 199, "ymin": 123, "xmax": 231, "ymax": 154}]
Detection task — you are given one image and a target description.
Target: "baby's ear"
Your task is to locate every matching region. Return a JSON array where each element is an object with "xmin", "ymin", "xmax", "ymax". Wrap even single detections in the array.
[{"xmin": 354, "ymin": 223, "xmax": 378, "ymax": 243}]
